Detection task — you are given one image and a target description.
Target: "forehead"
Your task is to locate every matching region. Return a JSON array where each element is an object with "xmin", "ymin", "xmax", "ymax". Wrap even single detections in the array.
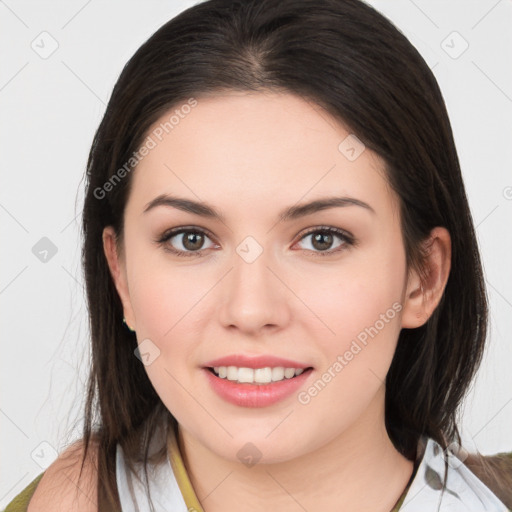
[{"xmin": 127, "ymin": 91, "xmax": 395, "ymax": 218}]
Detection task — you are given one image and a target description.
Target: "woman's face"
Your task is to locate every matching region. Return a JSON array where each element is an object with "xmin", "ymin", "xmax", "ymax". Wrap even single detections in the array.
[{"xmin": 105, "ymin": 91, "xmax": 421, "ymax": 463}]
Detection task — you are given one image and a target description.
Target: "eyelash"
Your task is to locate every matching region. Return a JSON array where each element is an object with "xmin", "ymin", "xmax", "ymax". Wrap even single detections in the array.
[{"xmin": 155, "ymin": 225, "xmax": 356, "ymax": 258}]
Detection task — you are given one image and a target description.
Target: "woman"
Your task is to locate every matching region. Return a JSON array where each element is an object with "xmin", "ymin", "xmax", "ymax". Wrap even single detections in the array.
[{"xmin": 7, "ymin": 0, "xmax": 512, "ymax": 510}]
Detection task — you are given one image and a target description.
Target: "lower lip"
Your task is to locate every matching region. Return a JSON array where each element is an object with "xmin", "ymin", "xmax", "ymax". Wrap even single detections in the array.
[{"xmin": 203, "ymin": 368, "xmax": 313, "ymax": 408}]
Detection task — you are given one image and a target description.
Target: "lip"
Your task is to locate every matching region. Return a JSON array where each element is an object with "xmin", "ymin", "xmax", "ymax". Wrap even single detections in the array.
[
  {"xmin": 202, "ymin": 365, "xmax": 314, "ymax": 408},
  {"xmin": 202, "ymin": 354, "xmax": 311, "ymax": 370}
]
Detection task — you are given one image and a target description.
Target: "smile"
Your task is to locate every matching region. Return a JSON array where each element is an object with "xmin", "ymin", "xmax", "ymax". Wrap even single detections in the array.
[
  {"xmin": 210, "ymin": 366, "xmax": 307, "ymax": 384},
  {"xmin": 203, "ymin": 366, "xmax": 314, "ymax": 408}
]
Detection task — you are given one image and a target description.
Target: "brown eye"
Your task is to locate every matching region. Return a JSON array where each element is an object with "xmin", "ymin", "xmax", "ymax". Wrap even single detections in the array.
[
  {"xmin": 157, "ymin": 228, "xmax": 217, "ymax": 257},
  {"xmin": 296, "ymin": 227, "xmax": 354, "ymax": 256},
  {"xmin": 310, "ymin": 231, "xmax": 334, "ymax": 251},
  {"xmin": 181, "ymin": 232, "xmax": 205, "ymax": 251}
]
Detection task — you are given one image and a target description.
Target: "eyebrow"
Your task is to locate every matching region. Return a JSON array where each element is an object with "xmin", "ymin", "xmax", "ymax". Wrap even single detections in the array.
[{"xmin": 143, "ymin": 194, "xmax": 375, "ymax": 222}]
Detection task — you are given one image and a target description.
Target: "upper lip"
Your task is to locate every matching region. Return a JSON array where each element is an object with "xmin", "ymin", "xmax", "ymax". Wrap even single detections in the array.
[{"xmin": 203, "ymin": 355, "xmax": 312, "ymax": 369}]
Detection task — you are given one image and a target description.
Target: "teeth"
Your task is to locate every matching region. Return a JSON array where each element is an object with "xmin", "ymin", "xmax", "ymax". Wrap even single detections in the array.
[
  {"xmin": 211, "ymin": 366, "xmax": 307, "ymax": 384},
  {"xmin": 254, "ymin": 367, "xmax": 272, "ymax": 383},
  {"xmin": 284, "ymin": 368, "xmax": 295, "ymax": 379},
  {"xmin": 238, "ymin": 367, "xmax": 254, "ymax": 383},
  {"xmin": 271, "ymin": 367, "xmax": 284, "ymax": 381},
  {"xmin": 227, "ymin": 366, "xmax": 239, "ymax": 381}
]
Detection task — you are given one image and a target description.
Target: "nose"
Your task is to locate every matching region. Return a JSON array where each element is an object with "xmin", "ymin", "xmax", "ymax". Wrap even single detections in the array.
[{"xmin": 218, "ymin": 246, "xmax": 291, "ymax": 336}]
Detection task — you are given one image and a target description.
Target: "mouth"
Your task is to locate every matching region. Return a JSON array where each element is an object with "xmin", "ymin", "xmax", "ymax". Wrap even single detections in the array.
[
  {"xmin": 206, "ymin": 366, "xmax": 314, "ymax": 385},
  {"xmin": 201, "ymin": 355, "xmax": 314, "ymax": 407}
]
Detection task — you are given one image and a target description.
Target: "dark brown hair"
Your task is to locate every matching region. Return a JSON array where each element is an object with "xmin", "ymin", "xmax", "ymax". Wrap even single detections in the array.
[{"xmin": 79, "ymin": 0, "xmax": 491, "ymax": 509}]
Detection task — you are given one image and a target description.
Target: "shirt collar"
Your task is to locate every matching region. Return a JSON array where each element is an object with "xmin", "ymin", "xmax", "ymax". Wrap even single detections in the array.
[{"xmin": 165, "ymin": 423, "xmax": 508, "ymax": 511}]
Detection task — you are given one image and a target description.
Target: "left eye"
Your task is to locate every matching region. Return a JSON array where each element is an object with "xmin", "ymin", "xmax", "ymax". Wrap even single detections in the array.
[
  {"xmin": 295, "ymin": 227, "xmax": 353, "ymax": 255},
  {"xmin": 157, "ymin": 228, "xmax": 217, "ymax": 257}
]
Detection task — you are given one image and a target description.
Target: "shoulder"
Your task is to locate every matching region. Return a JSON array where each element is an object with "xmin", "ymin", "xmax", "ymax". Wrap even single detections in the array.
[
  {"xmin": 464, "ymin": 450, "xmax": 512, "ymax": 510},
  {"xmin": 402, "ymin": 438, "xmax": 512, "ymax": 511},
  {"xmin": 25, "ymin": 438, "xmax": 99, "ymax": 512}
]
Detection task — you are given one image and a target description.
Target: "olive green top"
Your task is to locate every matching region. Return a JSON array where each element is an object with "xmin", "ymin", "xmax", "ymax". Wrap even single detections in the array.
[{"xmin": 3, "ymin": 473, "xmax": 45, "ymax": 512}]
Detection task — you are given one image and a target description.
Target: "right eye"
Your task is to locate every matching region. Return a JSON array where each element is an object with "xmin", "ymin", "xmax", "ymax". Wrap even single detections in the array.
[{"xmin": 156, "ymin": 227, "xmax": 218, "ymax": 257}]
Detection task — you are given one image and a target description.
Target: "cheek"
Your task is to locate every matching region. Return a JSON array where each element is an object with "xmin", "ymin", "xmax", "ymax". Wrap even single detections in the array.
[
  {"xmin": 124, "ymin": 230, "xmax": 206, "ymax": 340},
  {"xmin": 130, "ymin": 267, "xmax": 208, "ymax": 355},
  {"xmin": 126, "ymin": 261, "xmax": 210, "ymax": 417},
  {"xmin": 300, "ymin": 239, "xmax": 406, "ymax": 373},
  {"xmin": 293, "ymin": 248, "xmax": 405, "ymax": 435}
]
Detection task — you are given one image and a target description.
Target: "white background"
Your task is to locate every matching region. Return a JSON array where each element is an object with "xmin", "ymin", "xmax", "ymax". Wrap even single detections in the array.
[{"xmin": 1, "ymin": 0, "xmax": 511, "ymax": 507}]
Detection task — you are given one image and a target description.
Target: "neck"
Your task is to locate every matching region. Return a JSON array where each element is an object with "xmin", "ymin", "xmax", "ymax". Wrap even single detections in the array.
[{"xmin": 177, "ymin": 386, "xmax": 414, "ymax": 512}]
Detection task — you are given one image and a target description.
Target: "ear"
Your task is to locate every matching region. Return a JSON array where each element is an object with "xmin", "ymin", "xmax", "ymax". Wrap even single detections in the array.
[
  {"xmin": 401, "ymin": 226, "xmax": 451, "ymax": 329},
  {"xmin": 102, "ymin": 226, "xmax": 136, "ymax": 331}
]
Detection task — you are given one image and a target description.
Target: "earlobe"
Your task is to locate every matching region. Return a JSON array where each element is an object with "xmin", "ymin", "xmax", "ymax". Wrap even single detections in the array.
[
  {"xmin": 102, "ymin": 226, "xmax": 136, "ymax": 331},
  {"xmin": 401, "ymin": 227, "xmax": 451, "ymax": 329}
]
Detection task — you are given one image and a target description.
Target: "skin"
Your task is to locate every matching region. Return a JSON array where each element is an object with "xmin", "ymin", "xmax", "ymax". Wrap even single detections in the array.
[{"xmin": 103, "ymin": 91, "xmax": 451, "ymax": 511}]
